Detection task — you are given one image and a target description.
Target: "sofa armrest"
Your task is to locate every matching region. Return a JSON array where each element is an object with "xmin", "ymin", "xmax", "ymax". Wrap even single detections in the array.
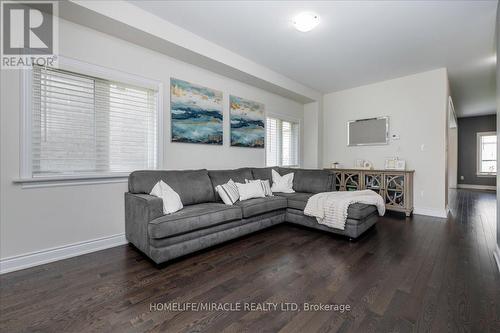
[{"xmin": 125, "ymin": 193, "xmax": 163, "ymax": 254}]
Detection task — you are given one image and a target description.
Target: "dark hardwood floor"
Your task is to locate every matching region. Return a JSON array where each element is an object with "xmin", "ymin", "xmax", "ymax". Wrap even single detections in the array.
[{"xmin": 1, "ymin": 189, "xmax": 498, "ymax": 332}]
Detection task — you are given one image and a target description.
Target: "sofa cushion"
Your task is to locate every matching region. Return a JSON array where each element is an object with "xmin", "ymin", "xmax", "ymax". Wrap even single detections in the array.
[
  {"xmin": 274, "ymin": 192, "xmax": 312, "ymax": 210},
  {"xmin": 271, "ymin": 169, "xmax": 295, "ymax": 193},
  {"xmin": 295, "ymin": 169, "xmax": 332, "ymax": 193},
  {"xmin": 150, "ymin": 180, "xmax": 183, "ymax": 214},
  {"xmin": 347, "ymin": 203, "xmax": 378, "ymax": 220},
  {"xmin": 150, "ymin": 210, "xmax": 284, "ymax": 248},
  {"xmin": 209, "ymin": 168, "xmax": 254, "ymax": 201},
  {"xmin": 148, "ymin": 203, "xmax": 242, "ymax": 239},
  {"xmin": 278, "ymin": 168, "xmax": 332, "ymax": 193},
  {"xmin": 251, "ymin": 167, "xmax": 274, "ymax": 185},
  {"xmin": 236, "ymin": 182, "xmax": 265, "ymax": 201},
  {"xmin": 273, "ymin": 192, "xmax": 296, "ymax": 198},
  {"xmin": 286, "ymin": 192, "xmax": 314, "ymax": 210},
  {"xmin": 234, "ymin": 196, "xmax": 287, "ymax": 218},
  {"xmin": 253, "ymin": 167, "xmax": 333, "ymax": 192},
  {"xmin": 277, "ymin": 193, "xmax": 377, "ymax": 220},
  {"xmin": 209, "ymin": 168, "xmax": 254, "ymax": 187},
  {"xmin": 215, "ymin": 179, "xmax": 240, "ymax": 205},
  {"xmin": 129, "ymin": 170, "xmax": 215, "ymax": 205}
]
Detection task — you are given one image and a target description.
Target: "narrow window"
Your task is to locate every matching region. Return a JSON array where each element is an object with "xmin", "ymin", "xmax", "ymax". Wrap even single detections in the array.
[
  {"xmin": 266, "ymin": 117, "xmax": 299, "ymax": 167},
  {"xmin": 477, "ymin": 131, "xmax": 497, "ymax": 176}
]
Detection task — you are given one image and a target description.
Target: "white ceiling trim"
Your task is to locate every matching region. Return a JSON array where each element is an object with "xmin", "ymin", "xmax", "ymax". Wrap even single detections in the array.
[
  {"xmin": 128, "ymin": 0, "xmax": 497, "ymax": 117},
  {"xmin": 60, "ymin": 0, "xmax": 321, "ymax": 104}
]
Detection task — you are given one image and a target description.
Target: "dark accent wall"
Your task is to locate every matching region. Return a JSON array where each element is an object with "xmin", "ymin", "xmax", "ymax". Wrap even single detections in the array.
[{"xmin": 457, "ymin": 115, "xmax": 496, "ymax": 187}]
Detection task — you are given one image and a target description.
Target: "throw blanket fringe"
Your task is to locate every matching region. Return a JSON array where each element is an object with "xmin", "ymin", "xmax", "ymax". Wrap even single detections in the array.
[{"xmin": 304, "ymin": 190, "xmax": 385, "ymax": 230}]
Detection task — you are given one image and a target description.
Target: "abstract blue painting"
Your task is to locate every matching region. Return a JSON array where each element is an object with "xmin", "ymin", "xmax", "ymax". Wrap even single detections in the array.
[
  {"xmin": 171, "ymin": 78, "xmax": 223, "ymax": 145},
  {"xmin": 230, "ymin": 95, "xmax": 265, "ymax": 148}
]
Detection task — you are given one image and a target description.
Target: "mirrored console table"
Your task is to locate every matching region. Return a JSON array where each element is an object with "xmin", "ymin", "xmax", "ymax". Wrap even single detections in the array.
[{"xmin": 325, "ymin": 168, "xmax": 414, "ymax": 217}]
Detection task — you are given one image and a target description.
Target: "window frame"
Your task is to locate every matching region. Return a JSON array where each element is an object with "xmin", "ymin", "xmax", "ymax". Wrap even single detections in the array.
[
  {"xmin": 17, "ymin": 56, "xmax": 163, "ymax": 187},
  {"xmin": 265, "ymin": 113, "xmax": 301, "ymax": 168},
  {"xmin": 476, "ymin": 131, "xmax": 496, "ymax": 177}
]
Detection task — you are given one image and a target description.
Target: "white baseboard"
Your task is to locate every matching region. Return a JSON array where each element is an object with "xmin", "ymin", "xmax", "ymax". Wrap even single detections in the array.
[
  {"xmin": 457, "ymin": 184, "xmax": 496, "ymax": 191},
  {"xmin": 413, "ymin": 207, "xmax": 448, "ymax": 219},
  {"xmin": 0, "ymin": 233, "xmax": 127, "ymax": 274},
  {"xmin": 494, "ymin": 245, "xmax": 500, "ymax": 274}
]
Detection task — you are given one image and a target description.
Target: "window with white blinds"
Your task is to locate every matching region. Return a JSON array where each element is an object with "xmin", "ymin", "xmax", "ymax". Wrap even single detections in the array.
[
  {"xmin": 30, "ymin": 66, "xmax": 159, "ymax": 177},
  {"xmin": 266, "ymin": 117, "xmax": 299, "ymax": 167}
]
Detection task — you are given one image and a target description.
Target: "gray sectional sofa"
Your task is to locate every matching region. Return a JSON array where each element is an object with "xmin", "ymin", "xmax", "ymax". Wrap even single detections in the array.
[{"xmin": 125, "ymin": 167, "xmax": 379, "ymax": 264}]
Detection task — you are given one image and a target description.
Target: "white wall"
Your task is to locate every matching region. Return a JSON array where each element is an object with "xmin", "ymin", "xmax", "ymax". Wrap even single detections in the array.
[
  {"xmin": 63, "ymin": 0, "xmax": 321, "ymax": 103},
  {"xmin": 0, "ymin": 19, "xmax": 304, "ymax": 263},
  {"xmin": 448, "ymin": 127, "xmax": 458, "ymax": 189},
  {"xmin": 302, "ymin": 102, "xmax": 320, "ymax": 168},
  {"xmin": 493, "ymin": 1, "xmax": 500, "ymax": 271},
  {"xmin": 322, "ymin": 69, "xmax": 449, "ymax": 217}
]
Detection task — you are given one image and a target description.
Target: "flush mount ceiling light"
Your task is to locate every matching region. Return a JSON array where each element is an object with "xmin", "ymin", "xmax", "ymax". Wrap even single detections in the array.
[{"xmin": 292, "ymin": 12, "xmax": 320, "ymax": 32}]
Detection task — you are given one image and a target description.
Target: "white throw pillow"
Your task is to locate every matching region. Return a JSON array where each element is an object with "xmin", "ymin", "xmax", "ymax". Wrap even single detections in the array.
[
  {"xmin": 215, "ymin": 179, "xmax": 240, "ymax": 205},
  {"xmin": 235, "ymin": 182, "xmax": 265, "ymax": 201},
  {"xmin": 245, "ymin": 179, "xmax": 273, "ymax": 197},
  {"xmin": 270, "ymin": 169, "xmax": 295, "ymax": 193},
  {"xmin": 150, "ymin": 180, "xmax": 183, "ymax": 214}
]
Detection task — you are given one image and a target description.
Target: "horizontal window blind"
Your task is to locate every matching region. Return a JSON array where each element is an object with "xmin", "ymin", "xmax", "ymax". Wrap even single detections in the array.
[
  {"xmin": 266, "ymin": 118, "xmax": 280, "ymax": 167},
  {"xmin": 282, "ymin": 120, "xmax": 299, "ymax": 167},
  {"xmin": 31, "ymin": 66, "xmax": 158, "ymax": 177},
  {"xmin": 266, "ymin": 117, "xmax": 299, "ymax": 167}
]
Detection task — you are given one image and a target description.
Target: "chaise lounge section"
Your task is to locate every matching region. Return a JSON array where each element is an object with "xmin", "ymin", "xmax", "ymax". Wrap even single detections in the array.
[{"xmin": 125, "ymin": 167, "xmax": 379, "ymax": 264}]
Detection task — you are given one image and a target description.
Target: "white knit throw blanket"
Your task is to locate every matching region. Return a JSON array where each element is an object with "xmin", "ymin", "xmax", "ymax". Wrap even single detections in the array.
[{"xmin": 304, "ymin": 190, "xmax": 385, "ymax": 230}]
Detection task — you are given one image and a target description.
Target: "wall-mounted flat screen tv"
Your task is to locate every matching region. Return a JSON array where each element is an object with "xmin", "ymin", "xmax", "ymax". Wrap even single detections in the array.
[{"xmin": 347, "ymin": 116, "xmax": 389, "ymax": 146}]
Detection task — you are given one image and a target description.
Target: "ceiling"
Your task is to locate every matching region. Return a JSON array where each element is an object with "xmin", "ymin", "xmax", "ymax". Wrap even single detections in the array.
[{"xmin": 130, "ymin": 1, "xmax": 498, "ymax": 117}]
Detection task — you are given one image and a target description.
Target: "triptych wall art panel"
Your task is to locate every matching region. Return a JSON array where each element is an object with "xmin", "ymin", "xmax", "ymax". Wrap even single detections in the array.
[
  {"xmin": 229, "ymin": 95, "xmax": 265, "ymax": 148},
  {"xmin": 170, "ymin": 78, "xmax": 264, "ymax": 148},
  {"xmin": 170, "ymin": 78, "xmax": 223, "ymax": 145}
]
